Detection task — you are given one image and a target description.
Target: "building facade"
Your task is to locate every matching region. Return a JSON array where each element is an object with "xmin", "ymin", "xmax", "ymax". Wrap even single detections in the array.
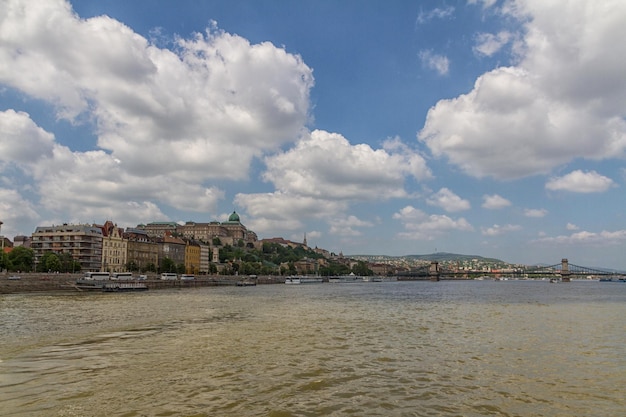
[
  {"xmin": 31, "ymin": 224, "xmax": 103, "ymax": 272},
  {"xmin": 99, "ymin": 221, "xmax": 127, "ymax": 273},
  {"xmin": 124, "ymin": 228, "xmax": 159, "ymax": 272}
]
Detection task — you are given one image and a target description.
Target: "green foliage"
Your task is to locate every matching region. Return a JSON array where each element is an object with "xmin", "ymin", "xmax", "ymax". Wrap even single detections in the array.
[
  {"xmin": 0, "ymin": 251, "xmax": 10, "ymax": 271},
  {"xmin": 35, "ymin": 252, "xmax": 80, "ymax": 273},
  {"xmin": 351, "ymin": 261, "xmax": 373, "ymax": 276},
  {"xmin": 160, "ymin": 257, "xmax": 176, "ymax": 273},
  {"xmin": 7, "ymin": 246, "xmax": 35, "ymax": 272}
]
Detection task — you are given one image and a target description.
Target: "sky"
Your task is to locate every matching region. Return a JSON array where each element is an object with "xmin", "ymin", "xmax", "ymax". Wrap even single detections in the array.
[{"xmin": 1, "ymin": 0, "xmax": 625, "ymax": 270}]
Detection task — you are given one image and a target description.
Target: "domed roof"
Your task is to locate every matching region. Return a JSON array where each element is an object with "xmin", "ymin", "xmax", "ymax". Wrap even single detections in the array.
[{"xmin": 228, "ymin": 211, "xmax": 240, "ymax": 222}]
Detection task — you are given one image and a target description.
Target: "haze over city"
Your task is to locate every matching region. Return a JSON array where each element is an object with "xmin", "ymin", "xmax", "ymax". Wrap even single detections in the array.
[{"xmin": 1, "ymin": 0, "xmax": 625, "ymax": 269}]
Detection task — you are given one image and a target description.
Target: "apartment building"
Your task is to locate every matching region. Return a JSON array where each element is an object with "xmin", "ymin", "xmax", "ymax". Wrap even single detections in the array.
[{"xmin": 31, "ymin": 224, "xmax": 103, "ymax": 272}]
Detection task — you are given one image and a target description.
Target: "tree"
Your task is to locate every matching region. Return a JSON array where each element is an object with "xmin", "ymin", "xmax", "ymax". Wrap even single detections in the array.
[
  {"xmin": 0, "ymin": 251, "xmax": 10, "ymax": 271},
  {"xmin": 8, "ymin": 246, "xmax": 35, "ymax": 272},
  {"xmin": 37, "ymin": 252, "xmax": 61, "ymax": 272},
  {"xmin": 352, "ymin": 261, "xmax": 373, "ymax": 276},
  {"xmin": 160, "ymin": 257, "xmax": 176, "ymax": 273}
]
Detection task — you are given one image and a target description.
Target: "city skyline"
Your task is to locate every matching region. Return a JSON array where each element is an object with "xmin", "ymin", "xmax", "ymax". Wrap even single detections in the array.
[{"xmin": 1, "ymin": 0, "xmax": 625, "ymax": 269}]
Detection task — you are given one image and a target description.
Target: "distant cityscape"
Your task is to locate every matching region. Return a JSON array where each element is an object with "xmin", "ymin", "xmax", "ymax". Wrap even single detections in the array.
[{"xmin": 1, "ymin": 215, "xmax": 527, "ymax": 276}]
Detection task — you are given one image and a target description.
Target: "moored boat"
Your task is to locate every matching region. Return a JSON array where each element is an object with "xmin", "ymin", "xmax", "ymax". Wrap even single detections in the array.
[
  {"xmin": 284, "ymin": 276, "xmax": 323, "ymax": 284},
  {"xmin": 75, "ymin": 279, "xmax": 148, "ymax": 292}
]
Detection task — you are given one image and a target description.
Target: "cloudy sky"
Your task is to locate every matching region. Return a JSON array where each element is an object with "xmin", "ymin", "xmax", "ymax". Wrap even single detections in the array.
[{"xmin": 1, "ymin": 0, "xmax": 625, "ymax": 269}]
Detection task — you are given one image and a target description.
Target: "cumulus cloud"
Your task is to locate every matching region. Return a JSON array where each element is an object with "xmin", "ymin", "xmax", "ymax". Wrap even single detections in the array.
[
  {"xmin": 418, "ymin": 50, "xmax": 450, "ymax": 76},
  {"xmin": 419, "ymin": 0, "xmax": 626, "ymax": 179},
  {"xmin": 0, "ymin": 0, "xmax": 313, "ymax": 182},
  {"xmin": 393, "ymin": 205, "xmax": 473, "ymax": 240},
  {"xmin": 524, "ymin": 208, "xmax": 548, "ymax": 218},
  {"xmin": 427, "ymin": 188, "xmax": 471, "ymax": 212},
  {"xmin": 473, "ymin": 31, "xmax": 512, "ymax": 57},
  {"xmin": 263, "ymin": 130, "xmax": 431, "ymax": 200},
  {"xmin": 481, "ymin": 224, "xmax": 522, "ymax": 236},
  {"xmin": 235, "ymin": 130, "xmax": 432, "ymax": 237},
  {"xmin": 0, "ymin": 0, "xmax": 318, "ymax": 233},
  {"xmin": 545, "ymin": 170, "xmax": 615, "ymax": 193},
  {"xmin": 534, "ymin": 229, "xmax": 626, "ymax": 246},
  {"xmin": 482, "ymin": 194, "xmax": 511, "ymax": 209},
  {"xmin": 329, "ymin": 215, "xmax": 374, "ymax": 237},
  {"xmin": 0, "ymin": 188, "xmax": 40, "ymax": 236},
  {"xmin": 0, "ymin": 110, "xmax": 216, "ymax": 228},
  {"xmin": 566, "ymin": 223, "xmax": 579, "ymax": 231}
]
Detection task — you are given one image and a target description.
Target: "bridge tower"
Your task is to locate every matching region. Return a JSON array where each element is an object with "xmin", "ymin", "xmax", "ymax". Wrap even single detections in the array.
[
  {"xmin": 429, "ymin": 261, "xmax": 440, "ymax": 281},
  {"xmin": 561, "ymin": 258, "xmax": 571, "ymax": 282}
]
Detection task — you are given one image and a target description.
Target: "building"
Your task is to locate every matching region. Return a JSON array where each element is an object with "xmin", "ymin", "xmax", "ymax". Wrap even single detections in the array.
[
  {"xmin": 184, "ymin": 240, "xmax": 201, "ymax": 274},
  {"xmin": 31, "ymin": 224, "xmax": 103, "ymax": 272},
  {"xmin": 199, "ymin": 242, "xmax": 210, "ymax": 274},
  {"xmin": 13, "ymin": 236, "xmax": 31, "ymax": 248},
  {"xmin": 157, "ymin": 235, "xmax": 186, "ymax": 268},
  {"xmin": 137, "ymin": 222, "xmax": 178, "ymax": 237},
  {"xmin": 99, "ymin": 221, "xmax": 127, "ymax": 273},
  {"xmin": 124, "ymin": 228, "xmax": 159, "ymax": 272},
  {"xmin": 142, "ymin": 211, "xmax": 258, "ymax": 247}
]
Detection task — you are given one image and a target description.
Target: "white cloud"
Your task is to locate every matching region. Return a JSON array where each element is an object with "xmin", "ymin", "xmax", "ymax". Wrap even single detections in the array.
[
  {"xmin": 481, "ymin": 224, "xmax": 522, "ymax": 236},
  {"xmin": 534, "ymin": 229, "xmax": 626, "ymax": 246},
  {"xmin": 393, "ymin": 205, "xmax": 473, "ymax": 240},
  {"xmin": 524, "ymin": 208, "xmax": 548, "ymax": 218},
  {"xmin": 427, "ymin": 188, "xmax": 471, "ymax": 212},
  {"xmin": 263, "ymin": 130, "xmax": 431, "ymax": 200},
  {"xmin": 419, "ymin": 0, "xmax": 626, "ymax": 179},
  {"xmin": 468, "ymin": 0, "xmax": 498, "ymax": 9},
  {"xmin": 0, "ymin": 0, "xmax": 314, "ymax": 182},
  {"xmin": 329, "ymin": 215, "xmax": 374, "ymax": 237},
  {"xmin": 566, "ymin": 223, "xmax": 579, "ymax": 231},
  {"xmin": 0, "ymin": 188, "xmax": 40, "ymax": 236},
  {"xmin": 416, "ymin": 6, "xmax": 455, "ymax": 24},
  {"xmin": 473, "ymin": 31, "xmax": 512, "ymax": 57},
  {"xmin": 482, "ymin": 194, "xmax": 511, "ymax": 209},
  {"xmin": 418, "ymin": 50, "xmax": 450, "ymax": 76},
  {"xmin": 545, "ymin": 170, "xmax": 615, "ymax": 193},
  {"xmin": 0, "ymin": 0, "xmax": 320, "ymax": 233}
]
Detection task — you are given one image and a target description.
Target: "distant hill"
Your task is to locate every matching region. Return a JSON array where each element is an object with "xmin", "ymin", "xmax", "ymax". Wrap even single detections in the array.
[{"xmin": 352, "ymin": 252, "xmax": 506, "ymax": 264}]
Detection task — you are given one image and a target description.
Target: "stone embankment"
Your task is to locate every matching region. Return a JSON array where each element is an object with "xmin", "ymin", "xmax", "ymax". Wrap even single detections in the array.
[{"xmin": 0, "ymin": 273, "xmax": 283, "ymax": 294}]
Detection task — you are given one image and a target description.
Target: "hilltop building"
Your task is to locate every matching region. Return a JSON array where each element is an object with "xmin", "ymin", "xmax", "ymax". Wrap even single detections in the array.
[{"xmin": 138, "ymin": 211, "xmax": 257, "ymax": 247}]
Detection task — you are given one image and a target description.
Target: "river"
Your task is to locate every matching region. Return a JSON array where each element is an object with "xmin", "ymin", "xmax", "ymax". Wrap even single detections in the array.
[{"xmin": 1, "ymin": 280, "xmax": 624, "ymax": 416}]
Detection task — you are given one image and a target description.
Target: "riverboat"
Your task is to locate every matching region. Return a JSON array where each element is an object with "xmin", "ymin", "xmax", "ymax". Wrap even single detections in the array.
[
  {"xmin": 328, "ymin": 274, "xmax": 363, "ymax": 283},
  {"xmin": 75, "ymin": 279, "xmax": 148, "ymax": 292},
  {"xmin": 284, "ymin": 276, "xmax": 323, "ymax": 284}
]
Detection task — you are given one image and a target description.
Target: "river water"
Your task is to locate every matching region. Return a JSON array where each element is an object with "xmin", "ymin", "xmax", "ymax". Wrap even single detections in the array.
[{"xmin": 1, "ymin": 280, "xmax": 624, "ymax": 416}]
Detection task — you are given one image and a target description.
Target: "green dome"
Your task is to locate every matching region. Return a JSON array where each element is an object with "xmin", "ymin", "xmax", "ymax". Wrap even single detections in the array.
[{"xmin": 228, "ymin": 211, "xmax": 240, "ymax": 222}]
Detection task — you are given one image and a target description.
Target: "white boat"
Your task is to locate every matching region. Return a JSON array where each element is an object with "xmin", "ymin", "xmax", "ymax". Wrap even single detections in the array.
[
  {"xmin": 328, "ymin": 274, "xmax": 363, "ymax": 283},
  {"xmin": 285, "ymin": 276, "xmax": 323, "ymax": 284}
]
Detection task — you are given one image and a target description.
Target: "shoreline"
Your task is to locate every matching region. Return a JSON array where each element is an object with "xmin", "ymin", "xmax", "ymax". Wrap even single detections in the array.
[{"xmin": 0, "ymin": 273, "xmax": 285, "ymax": 294}]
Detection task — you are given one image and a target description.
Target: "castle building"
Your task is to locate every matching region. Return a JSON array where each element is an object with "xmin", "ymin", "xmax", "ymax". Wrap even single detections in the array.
[{"xmin": 141, "ymin": 211, "xmax": 258, "ymax": 247}]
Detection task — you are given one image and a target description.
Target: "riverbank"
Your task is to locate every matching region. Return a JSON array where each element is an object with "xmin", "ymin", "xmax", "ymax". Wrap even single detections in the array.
[{"xmin": 0, "ymin": 273, "xmax": 285, "ymax": 294}]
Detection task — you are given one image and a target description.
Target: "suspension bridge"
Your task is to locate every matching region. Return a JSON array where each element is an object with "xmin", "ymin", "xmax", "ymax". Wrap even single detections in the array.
[{"xmin": 398, "ymin": 259, "xmax": 626, "ymax": 281}]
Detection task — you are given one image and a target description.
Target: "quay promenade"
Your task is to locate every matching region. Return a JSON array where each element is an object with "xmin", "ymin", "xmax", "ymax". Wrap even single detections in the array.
[{"xmin": 0, "ymin": 273, "xmax": 284, "ymax": 294}]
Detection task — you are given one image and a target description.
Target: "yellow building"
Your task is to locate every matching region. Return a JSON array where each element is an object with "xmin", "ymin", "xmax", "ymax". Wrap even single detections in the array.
[
  {"xmin": 99, "ymin": 221, "xmax": 127, "ymax": 273},
  {"xmin": 185, "ymin": 240, "xmax": 201, "ymax": 274}
]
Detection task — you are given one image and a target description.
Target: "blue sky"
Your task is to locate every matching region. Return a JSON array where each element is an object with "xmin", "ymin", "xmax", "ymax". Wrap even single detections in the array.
[{"xmin": 1, "ymin": 0, "xmax": 626, "ymax": 269}]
